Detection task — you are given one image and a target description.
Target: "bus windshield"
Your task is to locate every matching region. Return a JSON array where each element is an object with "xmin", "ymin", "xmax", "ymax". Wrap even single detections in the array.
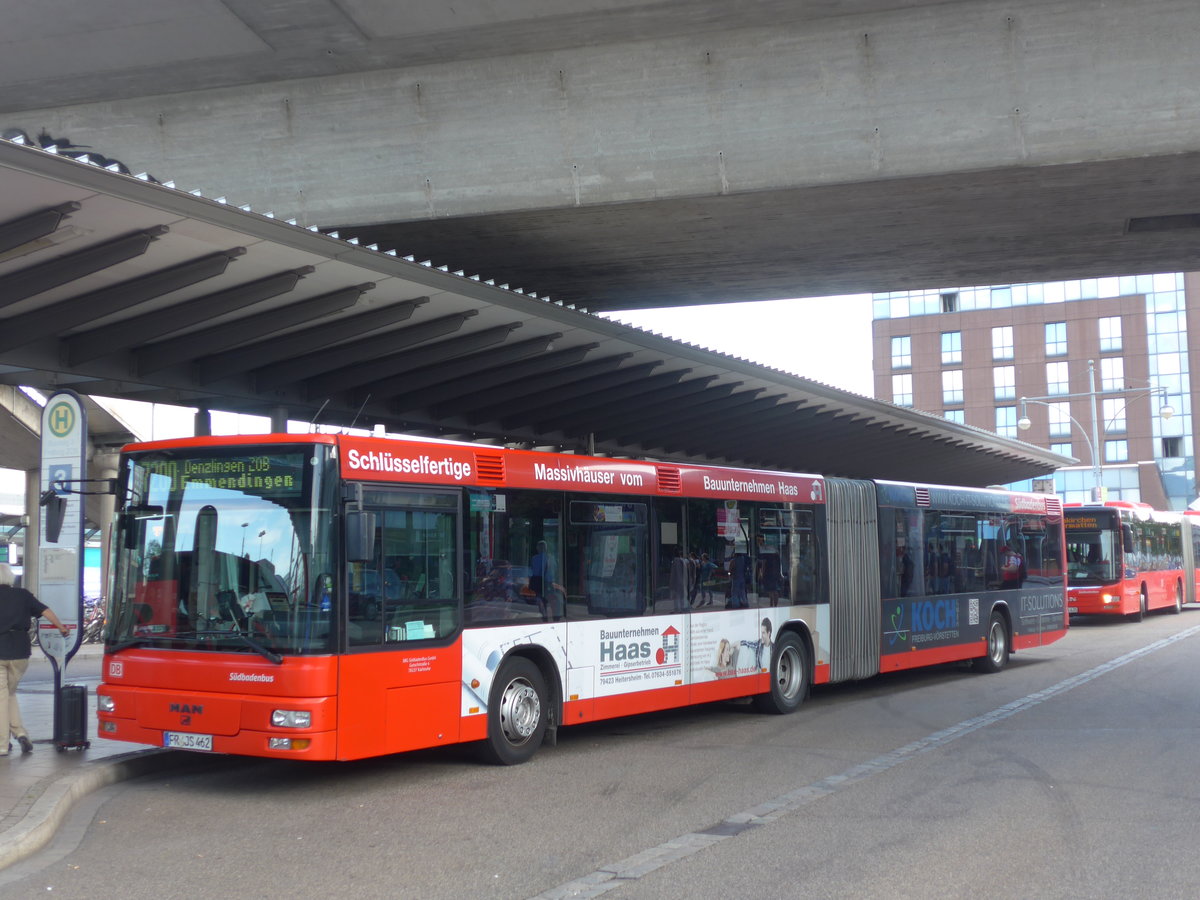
[
  {"xmin": 1065, "ymin": 510, "xmax": 1122, "ymax": 586},
  {"xmin": 107, "ymin": 445, "xmax": 338, "ymax": 656}
]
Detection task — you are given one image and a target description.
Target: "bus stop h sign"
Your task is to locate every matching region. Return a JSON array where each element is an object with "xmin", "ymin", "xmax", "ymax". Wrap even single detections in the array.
[{"xmin": 39, "ymin": 390, "xmax": 86, "ymax": 669}]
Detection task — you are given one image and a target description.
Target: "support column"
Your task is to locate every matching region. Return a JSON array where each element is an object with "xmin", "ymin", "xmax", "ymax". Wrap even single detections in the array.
[
  {"xmin": 90, "ymin": 450, "xmax": 120, "ymax": 605},
  {"xmin": 23, "ymin": 468, "xmax": 40, "ymax": 594},
  {"xmin": 194, "ymin": 407, "xmax": 211, "ymax": 437},
  {"xmin": 270, "ymin": 406, "xmax": 288, "ymax": 434}
]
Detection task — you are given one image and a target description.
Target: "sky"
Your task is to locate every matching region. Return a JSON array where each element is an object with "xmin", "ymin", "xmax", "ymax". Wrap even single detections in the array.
[{"xmin": 602, "ymin": 293, "xmax": 876, "ymax": 396}]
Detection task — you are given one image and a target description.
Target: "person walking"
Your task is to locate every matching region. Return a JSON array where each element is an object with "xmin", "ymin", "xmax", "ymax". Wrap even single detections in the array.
[{"xmin": 1, "ymin": 562, "xmax": 70, "ymax": 756}]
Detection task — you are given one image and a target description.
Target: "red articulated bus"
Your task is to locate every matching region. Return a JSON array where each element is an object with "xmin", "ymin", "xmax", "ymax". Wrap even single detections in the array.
[
  {"xmin": 97, "ymin": 434, "xmax": 1068, "ymax": 763},
  {"xmin": 1064, "ymin": 501, "xmax": 1195, "ymax": 620}
]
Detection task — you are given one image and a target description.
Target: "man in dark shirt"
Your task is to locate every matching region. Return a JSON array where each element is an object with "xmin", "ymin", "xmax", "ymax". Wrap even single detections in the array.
[{"xmin": 1, "ymin": 562, "xmax": 70, "ymax": 756}]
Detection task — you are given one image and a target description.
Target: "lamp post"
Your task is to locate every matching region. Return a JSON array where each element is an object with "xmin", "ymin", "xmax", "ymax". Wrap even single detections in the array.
[{"xmin": 1017, "ymin": 359, "xmax": 1174, "ymax": 502}]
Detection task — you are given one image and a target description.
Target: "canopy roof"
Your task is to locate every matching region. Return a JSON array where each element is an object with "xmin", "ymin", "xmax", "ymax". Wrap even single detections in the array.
[{"xmin": 0, "ymin": 137, "xmax": 1069, "ymax": 486}]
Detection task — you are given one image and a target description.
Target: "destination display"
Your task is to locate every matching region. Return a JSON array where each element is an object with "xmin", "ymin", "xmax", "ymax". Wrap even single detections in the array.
[{"xmin": 137, "ymin": 453, "xmax": 307, "ymax": 498}]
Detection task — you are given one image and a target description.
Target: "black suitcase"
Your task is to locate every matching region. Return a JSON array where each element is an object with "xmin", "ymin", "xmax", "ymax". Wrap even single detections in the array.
[{"xmin": 55, "ymin": 684, "xmax": 91, "ymax": 751}]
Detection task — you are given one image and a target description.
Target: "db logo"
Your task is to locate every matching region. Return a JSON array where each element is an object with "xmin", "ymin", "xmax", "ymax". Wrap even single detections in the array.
[{"xmin": 108, "ymin": 661, "xmax": 124, "ymax": 678}]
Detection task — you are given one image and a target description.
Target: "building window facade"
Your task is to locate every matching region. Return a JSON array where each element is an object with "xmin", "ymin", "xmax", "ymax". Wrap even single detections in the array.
[
  {"xmin": 1048, "ymin": 402, "xmax": 1072, "ymax": 438},
  {"xmin": 1102, "ymin": 398, "xmax": 1127, "ymax": 434},
  {"xmin": 995, "ymin": 406, "xmax": 1017, "ymax": 438},
  {"xmin": 1099, "ymin": 316, "xmax": 1122, "ymax": 353},
  {"xmin": 993, "ymin": 366, "xmax": 1016, "ymax": 400},
  {"xmin": 1100, "ymin": 357, "xmax": 1124, "ymax": 391},
  {"xmin": 870, "ymin": 272, "xmax": 1194, "ymax": 509},
  {"xmin": 1045, "ymin": 322, "xmax": 1067, "ymax": 356},
  {"xmin": 941, "ymin": 331, "xmax": 962, "ymax": 365},
  {"xmin": 892, "ymin": 374, "xmax": 913, "ymax": 407},
  {"xmin": 1105, "ymin": 440, "xmax": 1129, "ymax": 463},
  {"xmin": 942, "ymin": 370, "xmax": 964, "ymax": 405},
  {"xmin": 991, "ymin": 326, "xmax": 1014, "ymax": 360},
  {"xmin": 1046, "ymin": 361, "xmax": 1069, "ymax": 396},
  {"xmin": 890, "ymin": 336, "xmax": 911, "ymax": 369}
]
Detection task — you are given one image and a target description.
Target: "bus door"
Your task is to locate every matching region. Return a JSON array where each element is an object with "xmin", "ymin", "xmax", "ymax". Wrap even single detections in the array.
[{"xmin": 341, "ymin": 487, "xmax": 463, "ymax": 757}]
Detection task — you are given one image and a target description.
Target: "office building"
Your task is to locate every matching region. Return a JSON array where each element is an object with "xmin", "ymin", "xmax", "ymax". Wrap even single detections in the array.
[{"xmin": 872, "ymin": 273, "xmax": 1197, "ymax": 509}]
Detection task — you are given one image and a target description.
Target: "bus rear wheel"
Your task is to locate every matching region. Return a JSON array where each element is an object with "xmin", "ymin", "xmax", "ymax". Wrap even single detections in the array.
[
  {"xmin": 481, "ymin": 657, "xmax": 548, "ymax": 765},
  {"xmin": 1171, "ymin": 582, "xmax": 1184, "ymax": 614},
  {"xmin": 752, "ymin": 632, "xmax": 809, "ymax": 714},
  {"xmin": 973, "ymin": 612, "xmax": 1009, "ymax": 673}
]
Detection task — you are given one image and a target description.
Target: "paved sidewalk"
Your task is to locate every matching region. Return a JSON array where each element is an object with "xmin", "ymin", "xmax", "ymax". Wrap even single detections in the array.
[{"xmin": 0, "ymin": 644, "xmax": 166, "ymax": 871}]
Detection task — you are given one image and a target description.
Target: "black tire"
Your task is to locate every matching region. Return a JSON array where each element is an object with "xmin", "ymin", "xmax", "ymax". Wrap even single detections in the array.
[
  {"xmin": 752, "ymin": 631, "xmax": 810, "ymax": 714},
  {"xmin": 973, "ymin": 611, "xmax": 1010, "ymax": 673},
  {"xmin": 1171, "ymin": 582, "xmax": 1184, "ymax": 614},
  {"xmin": 1129, "ymin": 587, "xmax": 1148, "ymax": 622},
  {"xmin": 481, "ymin": 657, "xmax": 548, "ymax": 765}
]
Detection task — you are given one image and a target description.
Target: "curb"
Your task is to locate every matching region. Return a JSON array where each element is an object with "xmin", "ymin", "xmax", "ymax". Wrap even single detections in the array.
[{"xmin": 0, "ymin": 749, "xmax": 173, "ymax": 871}]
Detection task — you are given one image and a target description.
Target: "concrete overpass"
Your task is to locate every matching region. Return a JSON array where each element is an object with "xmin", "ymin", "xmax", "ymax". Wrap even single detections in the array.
[{"xmin": 4, "ymin": 0, "xmax": 1200, "ymax": 311}]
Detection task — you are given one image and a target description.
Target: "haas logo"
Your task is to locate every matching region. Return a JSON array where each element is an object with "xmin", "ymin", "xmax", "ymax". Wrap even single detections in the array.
[{"xmin": 810, "ymin": 481, "xmax": 824, "ymax": 502}]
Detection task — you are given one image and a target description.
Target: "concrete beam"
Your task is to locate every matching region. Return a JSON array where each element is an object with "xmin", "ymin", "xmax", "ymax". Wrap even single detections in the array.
[
  {"xmin": 6, "ymin": 0, "xmax": 1198, "ymax": 225},
  {"xmin": 6, "ymin": 0, "xmax": 1199, "ymax": 305}
]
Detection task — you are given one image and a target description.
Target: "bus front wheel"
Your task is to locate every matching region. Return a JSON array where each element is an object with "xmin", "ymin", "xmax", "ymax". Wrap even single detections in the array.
[
  {"xmin": 752, "ymin": 632, "xmax": 810, "ymax": 714},
  {"xmin": 482, "ymin": 657, "xmax": 548, "ymax": 765},
  {"xmin": 1129, "ymin": 588, "xmax": 1148, "ymax": 622},
  {"xmin": 974, "ymin": 612, "xmax": 1010, "ymax": 673}
]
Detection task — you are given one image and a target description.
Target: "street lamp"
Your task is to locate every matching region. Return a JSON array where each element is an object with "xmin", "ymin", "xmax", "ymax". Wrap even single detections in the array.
[{"xmin": 1017, "ymin": 359, "xmax": 1174, "ymax": 501}]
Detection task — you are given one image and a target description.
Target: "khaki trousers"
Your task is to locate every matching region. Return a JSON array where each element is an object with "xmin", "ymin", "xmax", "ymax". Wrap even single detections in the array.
[{"xmin": 1, "ymin": 657, "xmax": 31, "ymax": 750}]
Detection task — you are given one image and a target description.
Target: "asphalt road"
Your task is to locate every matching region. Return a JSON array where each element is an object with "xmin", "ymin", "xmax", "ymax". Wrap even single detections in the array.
[{"xmin": 4, "ymin": 612, "xmax": 1199, "ymax": 900}]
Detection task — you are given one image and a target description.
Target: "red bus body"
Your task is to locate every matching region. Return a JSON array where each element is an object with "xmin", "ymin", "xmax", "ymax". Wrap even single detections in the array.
[
  {"xmin": 97, "ymin": 434, "xmax": 1067, "ymax": 762},
  {"xmin": 1065, "ymin": 501, "xmax": 1191, "ymax": 618}
]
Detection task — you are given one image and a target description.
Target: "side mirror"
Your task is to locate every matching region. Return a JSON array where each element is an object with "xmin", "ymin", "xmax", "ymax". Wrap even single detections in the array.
[
  {"xmin": 40, "ymin": 492, "xmax": 67, "ymax": 543},
  {"xmin": 120, "ymin": 505, "xmax": 165, "ymax": 550},
  {"xmin": 121, "ymin": 513, "xmax": 139, "ymax": 550},
  {"xmin": 345, "ymin": 509, "xmax": 376, "ymax": 563}
]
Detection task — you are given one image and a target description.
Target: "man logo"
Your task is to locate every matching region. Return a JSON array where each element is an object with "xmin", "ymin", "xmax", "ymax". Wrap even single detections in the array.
[{"xmin": 48, "ymin": 401, "xmax": 76, "ymax": 438}]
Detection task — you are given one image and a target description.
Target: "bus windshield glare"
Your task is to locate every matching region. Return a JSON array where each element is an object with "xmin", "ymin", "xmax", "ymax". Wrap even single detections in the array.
[{"xmin": 107, "ymin": 446, "xmax": 338, "ymax": 656}]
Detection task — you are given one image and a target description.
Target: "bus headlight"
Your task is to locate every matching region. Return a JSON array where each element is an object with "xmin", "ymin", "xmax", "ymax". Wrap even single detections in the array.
[
  {"xmin": 98, "ymin": 695, "xmax": 115, "ymax": 713},
  {"xmin": 271, "ymin": 709, "xmax": 311, "ymax": 728},
  {"xmin": 1101, "ymin": 594, "xmax": 1117, "ymax": 605}
]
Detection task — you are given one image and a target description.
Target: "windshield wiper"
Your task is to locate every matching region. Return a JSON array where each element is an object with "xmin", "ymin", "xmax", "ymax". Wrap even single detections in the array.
[
  {"xmin": 106, "ymin": 635, "xmax": 159, "ymax": 654},
  {"xmin": 177, "ymin": 629, "xmax": 284, "ymax": 665}
]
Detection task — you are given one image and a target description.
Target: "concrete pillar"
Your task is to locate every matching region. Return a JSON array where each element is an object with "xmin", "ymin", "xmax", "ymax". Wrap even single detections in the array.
[
  {"xmin": 270, "ymin": 406, "xmax": 288, "ymax": 434},
  {"xmin": 23, "ymin": 469, "xmax": 39, "ymax": 594},
  {"xmin": 90, "ymin": 451, "xmax": 120, "ymax": 604},
  {"xmin": 194, "ymin": 407, "xmax": 211, "ymax": 437}
]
